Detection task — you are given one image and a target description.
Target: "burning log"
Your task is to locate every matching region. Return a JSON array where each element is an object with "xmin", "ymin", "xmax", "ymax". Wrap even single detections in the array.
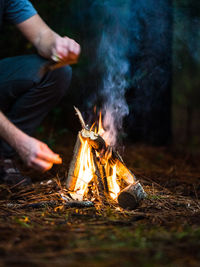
[
  {"xmin": 117, "ymin": 182, "xmax": 146, "ymax": 210},
  {"xmin": 103, "ymin": 147, "xmax": 136, "ymax": 185}
]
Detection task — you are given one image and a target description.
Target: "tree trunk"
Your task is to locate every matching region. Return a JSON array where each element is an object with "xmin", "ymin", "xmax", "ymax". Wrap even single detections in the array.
[{"xmin": 186, "ymin": 105, "xmax": 193, "ymax": 144}]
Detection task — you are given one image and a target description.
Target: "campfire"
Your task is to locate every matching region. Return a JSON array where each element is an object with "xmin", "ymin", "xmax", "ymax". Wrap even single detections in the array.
[{"xmin": 65, "ymin": 107, "xmax": 146, "ymax": 210}]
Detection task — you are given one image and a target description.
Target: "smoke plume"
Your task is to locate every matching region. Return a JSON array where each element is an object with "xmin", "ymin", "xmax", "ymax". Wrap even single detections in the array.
[
  {"xmin": 75, "ymin": 0, "xmax": 199, "ymax": 145},
  {"xmin": 95, "ymin": 0, "xmax": 132, "ymax": 146}
]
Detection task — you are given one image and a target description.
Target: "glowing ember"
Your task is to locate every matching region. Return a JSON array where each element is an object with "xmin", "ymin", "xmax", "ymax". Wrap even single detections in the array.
[{"xmin": 107, "ymin": 165, "xmax": 120, "ymax": 199}]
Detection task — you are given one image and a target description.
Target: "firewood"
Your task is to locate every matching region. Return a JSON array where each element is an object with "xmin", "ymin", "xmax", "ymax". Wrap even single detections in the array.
[
  {"xmin": 117, "ymin": 182, "xmax": 146, "ymax": 210},
  {"xmin": 81, "ymin": 128, "xmax": 106, "ymax": 152},
  {"xmin": 65, "ymin": 107, "xmax": 146, "ymax": 208},
  {"xmin": 103, "ymin": 147, "xmax": 136, "ymax": 185},
  {"xmin": 66, "ymin": 133, "xmax": 82, "ymax": 190}
]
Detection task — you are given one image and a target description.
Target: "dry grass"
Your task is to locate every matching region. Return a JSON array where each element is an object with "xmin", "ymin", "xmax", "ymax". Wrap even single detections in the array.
[{"xmin": 0, "ymin": 140, "xmax": 200, "ymax": 266}]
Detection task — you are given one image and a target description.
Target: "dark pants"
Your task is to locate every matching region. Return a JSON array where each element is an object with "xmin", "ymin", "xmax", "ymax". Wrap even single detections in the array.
[{"xmin": 0, "ymin": 54, "xmax": 72, "ymax": 157}]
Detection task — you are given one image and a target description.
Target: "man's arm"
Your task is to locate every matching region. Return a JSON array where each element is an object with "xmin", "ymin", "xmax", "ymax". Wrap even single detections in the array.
[
  {"xmin": 16, "ymin": 14, "xmax": 80, "ymax": 60},
  {"xmin": 2, "ymin": 14, "xmax": 80, "ymax": 171},
  {"xmin": 0, "ymin": 111, "xmax": 62, "ymax": 172}
]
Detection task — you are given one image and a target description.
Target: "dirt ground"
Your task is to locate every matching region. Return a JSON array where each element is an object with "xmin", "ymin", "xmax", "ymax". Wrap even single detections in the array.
[{"xmin": 0, "ymin": 133, "xmax": 200, "ymax": 267}]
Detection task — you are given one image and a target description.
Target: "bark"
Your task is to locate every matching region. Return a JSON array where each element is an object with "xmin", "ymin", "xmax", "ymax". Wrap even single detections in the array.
[
  {"xmin": 81, "ymin": 128, "xmax": 106, "ymax": 152},
  {"xmin": 66, "ymin": 133, "xmax": 82, "ymax": 191},
  {"xmin": 117, "ymin": 182, "xmax": 146, "ymax": 210}
]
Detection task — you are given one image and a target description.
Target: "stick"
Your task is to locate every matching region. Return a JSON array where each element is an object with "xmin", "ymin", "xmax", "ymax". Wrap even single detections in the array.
[{"xmin": 40, "ymin": 58, "xmax": 77, "ymax": 76}]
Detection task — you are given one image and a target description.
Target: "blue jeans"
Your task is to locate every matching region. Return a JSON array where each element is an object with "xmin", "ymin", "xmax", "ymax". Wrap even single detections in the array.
[{"xmin": 0, "ymin": 54, "xmax": 72, "ymax": 157}]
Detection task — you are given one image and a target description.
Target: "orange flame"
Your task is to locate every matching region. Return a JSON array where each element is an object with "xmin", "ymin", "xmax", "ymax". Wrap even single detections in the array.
[
  {"xmin": 107, "ymin": 164, "xmax": 120, "ymax": 199},
  {"xmin": 74, "ymin": 137, "xmax": 95, "ymax": 197},
  {"xmin": 98, "ymin": 111, "xmax": 104, "ymax": 135},
  {"xmin": 74, "ymin": 111, "xmax": 121, "ymax": 200}
]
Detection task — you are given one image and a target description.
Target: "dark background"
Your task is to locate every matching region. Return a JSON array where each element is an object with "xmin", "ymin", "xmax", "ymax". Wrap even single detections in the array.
[
  {"xmin": 0, "ymin": 0, "xmax": 200, "ymax": 149},
  {"xmin": 0, "ymin": 2, "xmax": 200, "ymax": 265}
]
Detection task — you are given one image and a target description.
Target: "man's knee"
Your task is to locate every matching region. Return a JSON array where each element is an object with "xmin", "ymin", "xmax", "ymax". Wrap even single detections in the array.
[{"xmin": 50, "ymin": 65, "xmax": 72, "ymax": 98}]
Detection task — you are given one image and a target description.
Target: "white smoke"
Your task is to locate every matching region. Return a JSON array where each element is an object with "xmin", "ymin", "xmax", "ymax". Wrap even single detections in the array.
[{"xmin": 98, "ymin": 0, "xmax": 131, "ymax": 146}]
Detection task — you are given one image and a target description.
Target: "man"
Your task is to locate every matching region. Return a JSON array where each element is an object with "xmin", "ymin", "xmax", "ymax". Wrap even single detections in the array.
[{"xmin": 0, "ymin": 0, "xmax": 80, "ymax": 184}]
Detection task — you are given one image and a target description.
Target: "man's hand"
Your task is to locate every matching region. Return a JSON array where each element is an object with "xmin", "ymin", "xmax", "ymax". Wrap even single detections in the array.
[
  {"xmin": 0, "ymin": 112, "xmax": 62, "ymax": 172},
  {"xmin": 16, "ymin": 136, "xmax": 62, "ymax": 172}
]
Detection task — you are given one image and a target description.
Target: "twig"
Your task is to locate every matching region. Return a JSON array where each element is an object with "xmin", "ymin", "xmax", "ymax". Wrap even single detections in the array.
[{"xmin": 74, "ymin": 106, "xmax": 86, "ymax": 129}]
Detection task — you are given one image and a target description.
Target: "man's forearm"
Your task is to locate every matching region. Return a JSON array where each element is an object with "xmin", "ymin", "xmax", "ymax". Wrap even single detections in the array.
[
  {"xmin": 34, "ymin": 29, "xmax": 58, "ymax": 59},
  {"xmin": 0, "ymin": 112, "xmax": 62, "ymax": 171},
  {"xmin": 0, "ymin": 111, "xmax": 26, "ymax": 152},
  {"xmin": 17, "ymin": 14, "xmax": 56, "ymax": 59}
]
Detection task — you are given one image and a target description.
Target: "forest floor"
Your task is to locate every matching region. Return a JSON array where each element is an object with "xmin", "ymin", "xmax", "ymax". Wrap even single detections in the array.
[{"xmin": 0, "ymin": 132, "xmax": 200, "ymax": 267}]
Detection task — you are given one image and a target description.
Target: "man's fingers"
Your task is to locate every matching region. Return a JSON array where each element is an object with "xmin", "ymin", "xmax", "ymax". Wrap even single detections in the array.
[
  {"xmin": 55, "ymin": 43, "xmax": 69, "ymax": 59},
  {"xmin": 37, "ymin": 148, "xmax": 62, "ymax": 164},
  {"xmin": 65, "ymin": 37, "xmax": 80, "ymax": 56},
  {"xmin": 30, "ymin": 158, "xmax": 53, "ymax": 172},
  {"xmin": 54, "ymin": 37, "xmax": 80, "ymax": 61}
]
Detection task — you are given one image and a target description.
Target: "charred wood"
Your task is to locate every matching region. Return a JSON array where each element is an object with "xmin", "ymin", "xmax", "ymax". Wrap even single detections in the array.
[
  {"xmin": 81, "ymin": 128, "xmax": 106, "ymax": 152},
  {"xmin": 91, "ymin": 148, "xmax": 107, "ymax": 204},
  {"xmin": 99, "ymin": 164, "xmax": 109, "ymax": 194}
]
